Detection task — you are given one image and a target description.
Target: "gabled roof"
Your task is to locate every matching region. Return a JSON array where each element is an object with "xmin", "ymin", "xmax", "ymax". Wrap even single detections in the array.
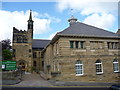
[
  {"xmin": 57, "ymin": 22, "xmax": 118, "ymax": 38},
  {"xmin": 32, "ymin": 39, "xmax": 50, "ymax": 49},
  {"xmin": 43, "ymin": 21, "xmax": 119, "ymax": 51}
]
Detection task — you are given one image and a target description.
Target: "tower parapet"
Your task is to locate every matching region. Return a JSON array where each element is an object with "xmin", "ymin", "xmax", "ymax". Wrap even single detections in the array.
[{"xmin": 13, "ymin": 27, "xmax": 28, "ymax": 43}]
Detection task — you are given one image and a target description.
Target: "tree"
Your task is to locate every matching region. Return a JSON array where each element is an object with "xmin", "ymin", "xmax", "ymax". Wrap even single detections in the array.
[
  {"xmin": 1, "ymin": 39, "xmax": 11, "ymax": 50},
  {"xmin": 0, "ymin": 39, "xmax": 12, "ymax": 60},
  {"xmin": 2, "ymin": 49, "xmax": 12, "ymax": 60}
]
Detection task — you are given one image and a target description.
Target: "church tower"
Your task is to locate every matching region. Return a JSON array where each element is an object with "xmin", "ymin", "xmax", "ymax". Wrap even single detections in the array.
[
  {"xmin": 12, "ymin": 10, "xmax": 34, "ymax": 72},
  {"xmin": 27, "ymin": 10, "xmax": 34, "ymax": 38},
  {"xmin": 28, "ymin": 10, "xmax": 33, "ymax": 29}
]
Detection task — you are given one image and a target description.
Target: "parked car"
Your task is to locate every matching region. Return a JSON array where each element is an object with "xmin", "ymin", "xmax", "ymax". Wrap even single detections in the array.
[{"xmin": 109, "ymin": 84, "xmax": 120, "ymax": 90}]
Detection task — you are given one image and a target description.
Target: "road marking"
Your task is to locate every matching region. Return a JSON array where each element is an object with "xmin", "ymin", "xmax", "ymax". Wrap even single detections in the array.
[{"xmin": 1, "ymin": 85, "xmax": 111, "ymax": 88}]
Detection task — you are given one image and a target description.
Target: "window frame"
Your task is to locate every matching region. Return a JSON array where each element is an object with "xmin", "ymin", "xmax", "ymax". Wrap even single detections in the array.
[
  {"xmin": 75, "ymin": 60, "xmax": 84, "ymax": 76},
  {"xmin": 33, "ymin": 52, "xmax": 37, "ymax": 58},
  {"xmin": 107, "ymin": 42, "xmax": 119, "ymax": 49},
  {"xmin": 75, "ymin": 41, "xmax": 79, "ymax": 48},
  {"xmin": 95, "ymin": 60, "xmax": 103, "ymax": 75},
  {"xmin": 80, "ymin": 41, "xmax": 84, "ymax": 49},
  {"xmin": 70, "ymin": 41, "xmax": 74, "ymax": 48},
  {"xmin": 113, "ymin": 59, "xmax": 119, "ymax": 73},
  {"xmin": 56, "ymin": 42, "xmax": 59, "ymax": 54}
]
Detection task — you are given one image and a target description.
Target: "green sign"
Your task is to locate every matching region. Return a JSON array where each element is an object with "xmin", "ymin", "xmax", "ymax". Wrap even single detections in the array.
[{"xmin": 2, "ymin": 60, "xmax": 16, "ymax": 70}]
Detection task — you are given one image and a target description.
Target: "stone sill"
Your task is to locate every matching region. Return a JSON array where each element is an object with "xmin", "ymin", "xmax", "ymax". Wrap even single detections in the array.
[{"xmin": 96, "ymin": 73, "xmax": 104, "ymax": 75}]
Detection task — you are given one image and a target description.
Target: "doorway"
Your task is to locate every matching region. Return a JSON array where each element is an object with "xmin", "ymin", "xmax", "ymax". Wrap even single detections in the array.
[{"xmin": 18, "ymin": 60, "xmax": 26, "ymax": 72}]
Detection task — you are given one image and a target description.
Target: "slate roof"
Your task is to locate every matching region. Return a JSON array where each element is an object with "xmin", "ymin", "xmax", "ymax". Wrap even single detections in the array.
[
  {"xmin": 33, "ymin": 21, "xmax": 119, "ymax": 50},
  {"xmin": 32, "ymin": 39, "xmax": 50, "ymax": 49},
  {"xmin": 57, "ymin": 22, "xmax": 118, "ymax": 38}
]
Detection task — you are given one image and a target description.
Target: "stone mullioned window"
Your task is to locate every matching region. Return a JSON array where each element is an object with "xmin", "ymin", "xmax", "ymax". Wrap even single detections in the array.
[
  {"xmin": 13, "ymin": 34, "xmax": 28, "ymax": 43},
  {"xmin": 107, "ymin": 42, "xmax": 119, "ymax": 49},
  {"xmin": 70, "ymin": 41, "xmax": 85, "ymax": 49},
  {"xmin": 17, "ymin": 37, "xmax": 28, "ymax": 43}
]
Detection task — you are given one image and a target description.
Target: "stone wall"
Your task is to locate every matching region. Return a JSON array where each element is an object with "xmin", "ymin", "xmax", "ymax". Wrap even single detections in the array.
[
  {"xmin": 32, "ymin": 50, "xmax": 43, "ymax": 72},
  {"xmin": 12, "ymin": 43, "xmax": 32, "ymax": 72},
  {"xmin": 43, "ymin": 36, "xmax": 120, "ymax": 83},
  {"xmin": 12, "ymin": 28, "xmax": 33, "ymax": 72}
]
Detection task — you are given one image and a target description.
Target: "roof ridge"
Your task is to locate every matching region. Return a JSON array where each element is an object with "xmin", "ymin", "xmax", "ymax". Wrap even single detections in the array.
[
  {"xmin": 57, "ymin": 22, "xmax": 117, "ymax": 37},
  {"xmin": 78, "ymin": 22, "xmax": 116, "ymax": 34}
]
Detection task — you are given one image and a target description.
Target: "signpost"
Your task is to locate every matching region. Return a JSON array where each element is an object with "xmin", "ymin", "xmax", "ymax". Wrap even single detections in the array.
[{"xmin": 2, "ymin": 60, "xmax": 16, "ymax": 70}]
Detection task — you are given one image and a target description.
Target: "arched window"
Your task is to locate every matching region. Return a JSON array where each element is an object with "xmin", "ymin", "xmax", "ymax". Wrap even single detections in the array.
[
  {"xmin": 113, "ymin": 59, "xmax": 119, "ymax": 72},
  {"xmin": 75, "ymin": 60, "xmax": 84, "ymax": 76},
  {"xmin": 95, "ymin": 60, "xmax": 103, "ymax": 74}
]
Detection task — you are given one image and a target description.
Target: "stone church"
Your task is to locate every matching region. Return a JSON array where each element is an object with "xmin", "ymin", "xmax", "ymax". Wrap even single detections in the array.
[
  {"xmin": 12, "ymin": 10, "xmax": 120, "ymax": 83},
  {"xmin": 12, "ymin": 10, "xmax": 50, "ymax": 72}
]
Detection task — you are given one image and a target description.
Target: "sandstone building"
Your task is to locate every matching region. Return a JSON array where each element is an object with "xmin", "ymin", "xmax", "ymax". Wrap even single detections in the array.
[
  {"xmin": 12, "ymin": 10, "xmax": 50, "ymax": 72},
  {"xmin": 42, "ymin": 16, "xmax": 120, "ymax": 83},
  {"xmin": 12, "ymin": 10, "xmax": 120, "ymax": 83}
]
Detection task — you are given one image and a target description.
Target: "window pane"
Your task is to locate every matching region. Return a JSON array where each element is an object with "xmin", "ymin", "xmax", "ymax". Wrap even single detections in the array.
[
  {"xmin": 75, "ymin": 61, "xmax": 83, "ymax": 75},
  {"xmin": 113, "ymin": 59, "xmax": 119, "ymax": 72},
  {"xmin": 96, "ymin": 63, "xmax": 103, "ymax": 74},
  {"xmin": 113, "ymin": 63, "xmax": 119, "ymax": 72},
  {"xmin": 76, "ymin": 60, "xmax": 82, "ymax": 64},
  {"xmin": 80, "ymin": 41, "xmax": 84, "ymax": 48},
  {"xmin": 70, "ymin": 41, "xmax": 74, "ymax": 48},
  {"xmin": 76, "ymin": 70, "xmax": 80, "ymax": 74},
  {"xmin": 107, "ymin": 42, "xmax": 110, "ymax": 49},
  {"xmin": 33, "ymin": 52, "xmax": 37, "ymax": 58},
  {"xmin": 75, "ymin": 41, "xmax": 79, "ymax": 48}
]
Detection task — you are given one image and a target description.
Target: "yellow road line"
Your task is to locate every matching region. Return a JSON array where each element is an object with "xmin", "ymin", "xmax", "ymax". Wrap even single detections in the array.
[{"xmin": 1, "ymin": 85, "xmax": 111, "ymax": 88}]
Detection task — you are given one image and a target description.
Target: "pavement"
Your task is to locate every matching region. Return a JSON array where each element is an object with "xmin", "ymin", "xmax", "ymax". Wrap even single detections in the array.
[
  {"xmin": 3, "ymin": 72, "xmax": 53, "ymax": 87},
  {"xmin": 48, "ymin": 80, "xmax": 120, "ymax": 87},
  {"xmin": 2, "ymin": 72, "xmax": 120, "ymax": 88},
  {"xmin": 2, "ymin": 80, "xmax": 21, "ymax": 85}
]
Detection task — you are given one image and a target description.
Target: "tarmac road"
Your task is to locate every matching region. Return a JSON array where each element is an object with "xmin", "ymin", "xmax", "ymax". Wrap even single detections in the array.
[
  {"xmin": 2, "ymin": 85, "xmax": 111, "ymax": 90},
  {"xmin": 2, "ymin": 72, "xmax": 53, "ymax": 87},
  {"xmin": 15, "ymin": 72, "xmax": 53, "ymax": 87},
  {"xmin": 1, "ymin": 72, "xmax": 116, "ymax": 90}
]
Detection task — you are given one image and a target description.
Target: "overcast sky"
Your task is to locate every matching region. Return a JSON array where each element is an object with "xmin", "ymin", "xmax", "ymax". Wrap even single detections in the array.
[{"xmin": 0, "ymin": 0, "xmax": 119, "ymax": 42}]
